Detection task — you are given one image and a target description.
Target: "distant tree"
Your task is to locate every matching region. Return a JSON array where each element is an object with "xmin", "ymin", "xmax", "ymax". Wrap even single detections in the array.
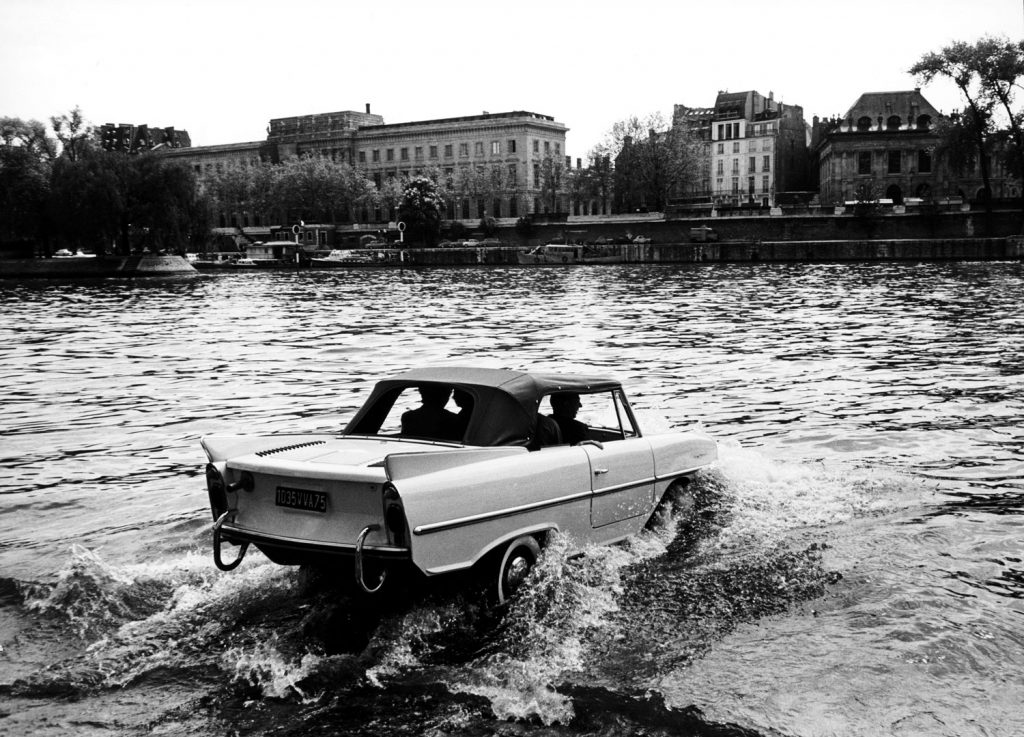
[
  {"xmin": 0, "ymin": 144, "xmax": 50, "ymax": 250},
  {"xmin": 48, "ymin": 147, "xmax": 125, "ymax": 254},
  {"xmin": 539, "ymin": 152, "xmax": 567, "ymax": 213},
  {"xmin": 594, "ymin": 111, "xmax": 702, "ymax": 212},
  {"xmin": 911, "ymin": 40, "xmax": 997, "ymax": 214},
  {"xmin": 127, "ymin": 154, "xmax": 208, "ymax": 254},
  {"xmin": 50, "ymin": 106, "xmax": 94, "ymax": 162},
  {"xmin": 0, "ymin": 116, "xmax": 56, "ymax": 250},
  {"xmin": 374, "ymin": 175, "xmax": 405, "ymax": 223},
  {"xmin": 0, "ymin": 116, "xmax": 57, "ymax": 161},
  {"xmin": 397, "ymin": 175, "xmax": 444, "ymax": 246}
]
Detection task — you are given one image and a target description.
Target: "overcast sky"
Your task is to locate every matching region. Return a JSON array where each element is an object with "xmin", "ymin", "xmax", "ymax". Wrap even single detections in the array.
[{"xmin": 2, "ymin": 0, "xmax": 1020, "ymax": 157}]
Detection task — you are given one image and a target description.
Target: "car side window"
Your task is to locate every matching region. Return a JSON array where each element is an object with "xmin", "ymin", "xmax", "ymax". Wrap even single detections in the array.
[{"xmin": 576, "ymin": 390, "xmax": 638, "ymax": 442}]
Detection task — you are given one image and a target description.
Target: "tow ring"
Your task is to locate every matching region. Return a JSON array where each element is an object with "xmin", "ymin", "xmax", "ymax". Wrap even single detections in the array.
[
  {"xmin": 213, "ymin": 511, "xmax": 249, "ymax": 571},
  {"xmin": 355, "ymin": 524, "xmax": 387, "ymax": 594}
]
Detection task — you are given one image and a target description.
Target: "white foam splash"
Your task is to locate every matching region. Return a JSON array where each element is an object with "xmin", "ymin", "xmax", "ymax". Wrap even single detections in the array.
[{"xmin": 225, "ymin": 634, "xmax": 323, "ymax": 701}]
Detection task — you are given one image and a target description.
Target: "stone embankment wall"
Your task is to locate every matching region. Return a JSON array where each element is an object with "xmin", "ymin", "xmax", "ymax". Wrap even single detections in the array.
[
  {"xmin": 496, "ymin": 209, "xmax": 1023, "ymax": 251},
  {"xmin": 398, "ymin": 237, "xmax": 1023, "ymax": 266}
]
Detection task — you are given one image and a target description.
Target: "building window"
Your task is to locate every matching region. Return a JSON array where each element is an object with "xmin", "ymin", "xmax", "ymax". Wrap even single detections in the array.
[
  {"xmin": 429, "ymin": 145, "xmax": 438, "ymax": 159},
  {"xmin": 544, "ymin": 141, "xmax": 550, "ymax": 154},
  {"xmin": 554, "ymin": 143, "xmax": 560, "ymax": 155},
  {"xmin": 459, "ymin": 143, "xmax": 469, "ymax": 157},
  {"xmin": 475, "ymin": 141, "xmax": 484, "ymax": 156},
  {"xmin": 358, "ymin": 151, "xmax": 366, "ymax": 163},
  {"xmin": 444, "ymin": 143, "xmax": 453, "ymax": 158},
  {"xmin": 372, "ymin": 149, "xmax": 380, "ymax": 162},
  {"xmin": 762, "ymin": 155, "xmax": 770, "ymax": 172},
  {"xmin": 732, "ymin": 177, "xmax": 739, "ymax": 194},
  {"xmin": 763, "ymin": 139, "xmax": 772, "ymax": 151},
  {"xmin": 533, "ymin": 139, "xmax": 539, "ymax": 153},
  {"xmin": 762, "ymin": 175, "xmax": 769, "ymax": 192},
  {"xmin": 717, "ymin": 143, "xmax": 724, "ymax": 154},
  {"xmin": 731, "ymin": 159, "xmax": 739, "ymax": 175},
  {"xmin": 533, "ymin": 163, "xmax": 540, "ymax": 187},
  {"xmin": 916, "ymin": 115, "xmax": 932, "ymax": 130},
  {"xmin": 749, "ymin": 140, "xmax": 758, "ymax": 152},
  {"xmin": 858, "ymin": 151, "xmax": 871, "ymax": 175},
  {"xmin": 918, "ymin": 149, "xmax": 932, "ymax": 173},
  {"xmin": 386, "ymin": 149, "xmax": 394, "ymax": 162},
  {"xmin": 749, "ymin": 156, "xmax": 756, "ymax": 173},
  {"xmin": 414, "ymin": 146, "xmax": 423, "ymax": 160},
  {"xmin": 507, "ymin": 139, "xmax": 516, "ymax": 153},
  {"xmin": 886, "ymin": 116, "xmax": 902, "ymax": 131},
  {"xmin": 857, "ymin": 116, "xmax": 872, "ymax": 132},
  {"xmin": 491, "ymin": 141, "xmax": 500, "ymax": 155},
  {"xmin": 400, "ymin": 148, "xmax": 409, "ymax": 161},
  {"xmin": 888, "ymin": 150, "xmax": 901, "ymax": 174},
  {"xmin": 508, "ymin": 163, "xmax": 517, "ymax": 182}
]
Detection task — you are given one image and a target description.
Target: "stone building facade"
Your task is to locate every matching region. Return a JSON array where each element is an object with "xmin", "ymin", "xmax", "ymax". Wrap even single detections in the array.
[
  {"xmin": 813, "ymin": 89, "xmax": 945, "ymax": 206},
  {"xmin": 668, "ymin": 90, "xmax": 809, "ymax": 210},
  {"xmin": 707, "ymin": 90, "xmax": 809, "ymax": 208},
  {"xmin": 811, "ymin": 88, "xmax": 1019, "ymax": 207},
  {"xmin": 160, "ymin": 107, "xmax": 569, "ymax": 227}
]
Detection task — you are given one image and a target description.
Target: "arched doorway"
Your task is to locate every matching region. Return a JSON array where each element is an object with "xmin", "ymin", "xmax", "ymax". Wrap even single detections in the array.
[{"xmin": 885, "ymin": 184, "xmax": 903, "ymax": 205}]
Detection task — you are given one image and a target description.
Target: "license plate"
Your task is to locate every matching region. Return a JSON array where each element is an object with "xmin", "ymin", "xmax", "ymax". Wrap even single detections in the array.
[{"xmin": 275, "ymin": 486, "xmax": 328, "ymax": 513}]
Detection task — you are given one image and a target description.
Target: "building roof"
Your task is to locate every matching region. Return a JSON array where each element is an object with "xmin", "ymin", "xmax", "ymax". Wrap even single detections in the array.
[{"xmin": 843, "ymin": 89, "xmax": 942, "ymax": 120}]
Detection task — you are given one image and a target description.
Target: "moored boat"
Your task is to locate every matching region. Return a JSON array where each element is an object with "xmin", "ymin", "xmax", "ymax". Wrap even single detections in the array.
[{"xmin": 517, "ymin": 242, "xmax": 623, "ymax": 265}]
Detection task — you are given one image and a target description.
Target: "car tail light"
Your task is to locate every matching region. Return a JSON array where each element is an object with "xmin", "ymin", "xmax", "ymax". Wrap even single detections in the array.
[
  {"xmin": 206, "ymin": 463, "xmax": 228, "ymax": 521},
  {"xmin": 383, "ymin": 482, "xmax": 408, "ymax": 548}
]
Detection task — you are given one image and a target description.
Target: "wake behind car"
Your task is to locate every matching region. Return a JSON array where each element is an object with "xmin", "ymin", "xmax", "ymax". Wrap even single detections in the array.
[{"xmin": 202, "ymin": 367, "xmax": 716, "ymax": 602}]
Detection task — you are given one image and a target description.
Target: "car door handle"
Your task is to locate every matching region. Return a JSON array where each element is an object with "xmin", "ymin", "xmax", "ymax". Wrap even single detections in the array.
[{"xmin": 593, "ymin": 468, "xmax": 609, "ymax": 475}]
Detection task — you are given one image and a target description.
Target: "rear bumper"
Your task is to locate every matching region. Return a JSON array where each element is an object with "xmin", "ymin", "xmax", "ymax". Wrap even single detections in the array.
[{"xmin": 221, "ymin": 524, "xmax": 410, "ymax": 566}]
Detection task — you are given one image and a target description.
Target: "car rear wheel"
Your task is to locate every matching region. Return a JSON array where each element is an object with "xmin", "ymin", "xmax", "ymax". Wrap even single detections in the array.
[{"xmin": 495, "ymin": 535, "xmax": 541, "ymax": 605}]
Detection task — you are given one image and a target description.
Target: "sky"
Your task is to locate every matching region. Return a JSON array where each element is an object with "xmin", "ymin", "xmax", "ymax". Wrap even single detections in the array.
[{"xmin": 2, "ymin": 0, "xmax": 1021, "ymax": 157}]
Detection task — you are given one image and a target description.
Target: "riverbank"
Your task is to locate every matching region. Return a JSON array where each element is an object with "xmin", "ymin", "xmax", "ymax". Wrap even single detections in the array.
[
  {"xmin": 2, "ymin": 238, "xmax": 1021, "ymax": 277},
  {"xmin": 0, "ymin": 254, "xmax": 197, "ymax": 278}
]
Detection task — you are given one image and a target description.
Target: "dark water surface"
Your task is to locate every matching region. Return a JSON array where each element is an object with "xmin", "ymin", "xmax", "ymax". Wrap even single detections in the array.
[{"xmin": 1, "ymin": 262, "xmax": 1022, "ymax": 736}]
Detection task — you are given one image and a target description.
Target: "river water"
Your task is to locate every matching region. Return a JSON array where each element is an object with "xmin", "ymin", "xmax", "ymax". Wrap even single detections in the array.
[{"xmin": 1, "ymin": 261, "xmax": 1022, "ymax": 737}]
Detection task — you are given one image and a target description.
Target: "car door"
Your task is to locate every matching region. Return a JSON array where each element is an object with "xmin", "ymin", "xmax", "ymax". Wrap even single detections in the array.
[
  {"xmin": 585, "ymin": 437, "xmax": 656, "ymax": 528},
  {"xmin": 573, "ymin": 389, "xmax": 656, "ymax": 528}
]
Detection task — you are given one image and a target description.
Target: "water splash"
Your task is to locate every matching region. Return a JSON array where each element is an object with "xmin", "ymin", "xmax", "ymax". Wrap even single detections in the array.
[{"xmin": 225, "ymin": 634, "xmax": 324, "ymax": 701}]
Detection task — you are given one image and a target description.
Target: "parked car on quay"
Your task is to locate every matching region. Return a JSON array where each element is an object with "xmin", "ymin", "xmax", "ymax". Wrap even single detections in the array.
[{"xmin": 202, "ymin": 367, "xmax": 717, "ymax": 604}]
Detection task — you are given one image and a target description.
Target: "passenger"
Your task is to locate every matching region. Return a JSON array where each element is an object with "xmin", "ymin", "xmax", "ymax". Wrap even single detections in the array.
[
  {"xmin": 401, "ymin": 386, "xmax": 460, "ymax": 440},
  {"xmin": 451, "ymin": 389, "xmax": 474, "ymax": 440},
  {"xmin": 548, "ymin": 392, "xmax": 588, "ymax": 445}
]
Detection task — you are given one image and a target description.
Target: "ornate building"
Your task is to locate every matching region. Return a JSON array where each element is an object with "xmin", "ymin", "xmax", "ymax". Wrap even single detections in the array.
[
  {"xmin": 812, "ymin": 89, "xmax": 946, "ymax": 206},
  {"xmin": 160, "ymin": 106, "xmax": 569, "ymax": 228},
  {"xmin": 810, "ymin": 88, "xmax": 1020, "ymax": 207}
]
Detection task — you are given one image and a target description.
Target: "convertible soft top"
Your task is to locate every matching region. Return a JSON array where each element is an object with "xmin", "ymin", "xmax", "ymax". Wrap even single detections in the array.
[{"xmin": 342, "ymin": 367, "xmax": 623, "ymax": 447}]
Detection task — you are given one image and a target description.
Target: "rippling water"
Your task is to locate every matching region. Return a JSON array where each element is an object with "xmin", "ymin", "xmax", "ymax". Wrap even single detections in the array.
[{"xmin": 1, "ymin": 262, "xmax": 1022, "ymax": 736}]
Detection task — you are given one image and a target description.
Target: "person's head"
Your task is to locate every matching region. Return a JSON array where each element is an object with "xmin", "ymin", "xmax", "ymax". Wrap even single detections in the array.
[
  {"xmin": 418, "ymin": 385, "xmax": 452, "ymax": 408},
  {"xmin": 453, "ymin": 389, "xmax": 473, "ymax": 411},
  {"xmin": 550, "ymin": 392, "xmax": 582, "ymax": 418}
]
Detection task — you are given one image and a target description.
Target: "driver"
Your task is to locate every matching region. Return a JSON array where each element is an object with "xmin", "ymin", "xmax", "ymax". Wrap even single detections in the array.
[{"xmin": 548, "ymin": 392, "xmax": 588, "ymax": 445}]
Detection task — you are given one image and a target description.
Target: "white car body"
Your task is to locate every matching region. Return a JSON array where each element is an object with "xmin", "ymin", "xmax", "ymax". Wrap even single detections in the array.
[{"xmin": 202, "ymin": 368, "xmax": 716, "ymax": 598}]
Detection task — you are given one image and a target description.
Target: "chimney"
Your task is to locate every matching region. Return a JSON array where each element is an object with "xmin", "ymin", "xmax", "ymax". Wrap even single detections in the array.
[{"xmin": 365, "ymin": 103, "xmax": 371, "ymax": 114}]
